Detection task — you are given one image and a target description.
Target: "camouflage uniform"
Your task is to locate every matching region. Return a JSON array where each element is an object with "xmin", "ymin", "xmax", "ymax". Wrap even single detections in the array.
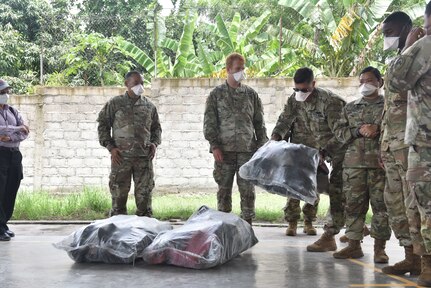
[
  {"xmin": 336, "ymin": 95, "xmax": 391, "ymax": 241},
  {"xmin": 203, "ymin": 82, "xmax": 268, "ymax": 220},
  {"xmin": 97, "ymin": 93, "xmax": 162, "ymax": 217},
  {"xmin": 283, "ymin": 126, "xmax": 325, "ymax": 223},
  {"xmin": 379, "ymin": 82, "xmax": 414, "ymax": 247},
  {"xmin": 272, "ymin": 87, "xmax": 346, "ymax": 235},
  {"xmin": 387, "ymin": 36, "xmax": 431, "ymax": 256}
]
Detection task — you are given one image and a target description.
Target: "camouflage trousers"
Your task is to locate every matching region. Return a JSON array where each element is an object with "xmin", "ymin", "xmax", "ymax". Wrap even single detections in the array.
[
  {"xmin": 381, "ymin": 148, "xmax": 414, "ymax": 247},
  {"xmin": 109, "ymin": 156, "xmax": 155, "ymax": 217},
  {"xmin": 406, "ymin": 146, "xmax": 431, "ymax": 256},
  {"xmin": 344, "ymin": 167, "xmax": 391, "ymax": 241},
  {"xmin": 213, "ymin": 152, "xmax": 255, "ymax": 220},
  {"xmin": 284, "ymin": 167, "xmax": 329, "ymax": 222},
  {"xmin": 323, "ymin": 155, "xmax": 346, "ymax": 235},
  {"xmin": 284, "ymin": 197, "xmax": 319, "ymax": 223}
]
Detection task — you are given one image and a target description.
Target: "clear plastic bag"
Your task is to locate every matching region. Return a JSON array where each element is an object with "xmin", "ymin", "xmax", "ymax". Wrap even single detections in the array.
[
  {"xmin": 239, "ymin": 140, "xmax": 319, "ymax": 204},
  {"xmin": 54, "ymin": 215, "xmax": 173, "ymax": 264},
  {"xmin": 143, "ymin": 206, "xmax": 258, "ymax": 269}
]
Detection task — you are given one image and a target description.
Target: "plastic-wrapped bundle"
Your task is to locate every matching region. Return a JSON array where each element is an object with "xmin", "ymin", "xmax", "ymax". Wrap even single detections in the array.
[
  {"xmin": 239, "ymin": 140, "xmax": 319, "ymax": 204},
  {"xmin": 143, "ymin": 206, "xmax": 258, "ymax": 269},
  {"xmin": 54, "ymin": 215, "xmax": 172, "ymax": 264}
]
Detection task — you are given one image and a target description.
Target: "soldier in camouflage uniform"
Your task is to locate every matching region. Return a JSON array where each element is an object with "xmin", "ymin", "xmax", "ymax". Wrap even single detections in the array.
[
  {"xmin": 332, "ymin": 67, "xmax": 391, "ymax": 263},
  {"xmin": 386, "ymin": 4, "xmax": 431, "ymax": 285},
  {"xmin": 97, "ymin": 71, "xmax": 162, "ymax": 217},
  {"xmin": 379, "ymin": 12, "xmax": 422, "ymax": 276},
  {"xmin": 203, "ymin": 53, "xmax": 268, "ymax": 225},
  {"xmin": 271, "ymin": 67, "xmax": 347, "ymax": 252}
]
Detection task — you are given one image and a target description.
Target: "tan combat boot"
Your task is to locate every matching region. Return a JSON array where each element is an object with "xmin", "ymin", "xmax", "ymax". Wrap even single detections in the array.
[
  {"xmin": 418, "ymin": 255, "xmax": 431, "ymax": 287},
  {"xmin": 303, "ymin": 221, "xmax": 317, "ymax": 236},
  {"xmin": 286, "ymin": 222, "xmax": 297, "ymax": 236},
  {"xmin": 382, "ymin": 246, "xmax": 421, "ymax": 275},
  {"xmin": 340, "ymin": 226, "xmax": 370, "ymax": 243},
  {"xmin": 307, "ymin": 232, "xmax": 337, "ymax": 252},
  {"xmin": 374, "ymin": 239, "xmax": 389, "ymax": 264},
  {"xmin": 333, "ymin": 239, "xmax": 364, "ymax": 259}
]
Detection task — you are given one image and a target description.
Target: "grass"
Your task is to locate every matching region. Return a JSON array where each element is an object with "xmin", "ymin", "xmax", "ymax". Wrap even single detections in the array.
[{"xmin": 11, "ymin": 187, "xmax": 373, "ymax": 223}]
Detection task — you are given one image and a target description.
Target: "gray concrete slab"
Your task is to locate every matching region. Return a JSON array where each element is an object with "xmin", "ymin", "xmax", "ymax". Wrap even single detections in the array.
[{"xmin": 0, "ymin": 224, "xmax": 422, "ymax": 288}]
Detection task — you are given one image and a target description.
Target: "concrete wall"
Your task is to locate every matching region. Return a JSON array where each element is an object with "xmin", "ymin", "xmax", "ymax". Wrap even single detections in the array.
[{"xmin": 10, "ymin": 78, "xmax": 360, "ymax": 192}]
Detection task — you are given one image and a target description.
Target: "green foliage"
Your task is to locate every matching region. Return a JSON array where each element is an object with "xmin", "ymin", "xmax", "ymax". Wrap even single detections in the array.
[
  {"xmin": 0, "ymin": 0, "xmax": 428, "ymax": 91},
  {"xmin": 12, "ymin": 188, "xmax": 374, "ymax": 223},
  {"xmin": 279, "ymin": 0, "xmax": 426, "ymax": 76},
  {"xmin": 60, "ymin": 33, "xmax": 132, "ymax": 86}
]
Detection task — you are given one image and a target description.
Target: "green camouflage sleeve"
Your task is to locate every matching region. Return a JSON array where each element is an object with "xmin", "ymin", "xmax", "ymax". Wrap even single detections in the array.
[
  {"xmin": 150, "ymin": 106, "xmax": 162, "ymax": 146},
  {"xmin": 272, "ymin": 95, "xmax": 296, "ymax": 138},
  {"xmin": 203, "ymin": 92, "xmax": 220, "ymax": 150},
  {"xmin": 253, "ymin": 92, "xmax": 269, "ymax": 147},
  {"xmin": 96, "ymin": 101, "xmax": 116, "ymax": 152},
  {"xmin": 387, "ymin": 42, "xmax": 431, "ymax": 93},
  {"xmin": 335, "ymin": 106, "xmax": 360, "ymax": 145},
  {"xmin": 322, "ymin": 96, "xmax": 346, "ymax": 156}
]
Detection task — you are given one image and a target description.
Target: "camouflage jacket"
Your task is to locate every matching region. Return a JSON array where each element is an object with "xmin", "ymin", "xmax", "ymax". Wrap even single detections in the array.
[
  {"xmin": 272, "ymin": 87, "xmax": 346, "ymax": 159},
  {"xmin": 386, "ymin": 36, "xmax": 431, "ymax": 147},
  {"xmin": 203, "ymin": 81, "xmax": 268, "ymax": 153},
  {"xmin": 97, "ymin": 93, "xmax": 162, "ymax": 157},
  {"xmin": 336, "ymin": 95, "xmax": 384, "ymax": 168},
  {"xmin": 379, "ymin": 83, "xmax": 409, "ymax": 152},
  {"xmin": 283, "ymin": 118, "xmax": 318, "ymax": 148}
]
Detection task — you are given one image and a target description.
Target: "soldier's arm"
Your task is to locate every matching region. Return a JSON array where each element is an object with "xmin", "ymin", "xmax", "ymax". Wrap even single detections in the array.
[
  {"xmin": 272, "ymin": 95, "xmax": 296, "ymax": 139},
  {"xmin": 334, "ymin": 105, "xmax": 361, "ymax": 145},
  {"xmin": 387, "ymin": 41, "xmax": 431, "ymax": 93},
  {"xmin": 203, "ymin": 92, "xmax": 220, "ymax": 150},
  {"xmin": 96, "ymin": 101, "xmax": 116, "ymax": 152},
  {"xmin": 253, "ymin": 92, "xmax": 269, "ymax": 147},
  {"xmin": 322, "ymin": 97, "xmax": 346, "ymax": 156},
  {"xmin": 150, "ymin": 106, "xmax": 162, "ymax": 147}
]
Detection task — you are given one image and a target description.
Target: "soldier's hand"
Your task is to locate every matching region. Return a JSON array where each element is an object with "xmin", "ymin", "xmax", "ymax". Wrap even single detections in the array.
[
  {"xmin": 149, "ymin": 143, "xmax": 157, "ymax": 160},
  {"xmin": 110, "ymin": 148, "xmax": 122, "ymax": 165},
  {"xmin": 212, "ymin": 147, "xmax": 224, "ymax": 163},
  {"xmin": 405, "ymin": 27, "xmax": 425, "ymax": 49},
  {"xmin": 359, "ymin": 124, "xmax": 379, "ymax": 138},
  {"xmin": 271, "ymin": 133, "xmax": 282, "ymax": 141}
]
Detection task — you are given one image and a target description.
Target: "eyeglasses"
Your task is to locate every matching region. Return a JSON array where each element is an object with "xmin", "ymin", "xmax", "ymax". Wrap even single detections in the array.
[{"xmin": 293, "ymin": 88, "xmax": 311, "ymax": 93}]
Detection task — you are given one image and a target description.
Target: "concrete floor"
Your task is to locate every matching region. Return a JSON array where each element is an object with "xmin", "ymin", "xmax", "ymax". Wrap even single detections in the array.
[{"xmin": 0, "ymin": 224, "xmax": 422, "ymax": 288}]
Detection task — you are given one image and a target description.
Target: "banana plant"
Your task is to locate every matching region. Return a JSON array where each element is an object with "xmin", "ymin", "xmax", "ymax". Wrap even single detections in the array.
[
  {"xmin": 116, "ymin": 12, "xmax": 202, "ymax": 79},
  {"xmin": 278, "ymin": 0, "xmax": 425, "ymax": 77}
]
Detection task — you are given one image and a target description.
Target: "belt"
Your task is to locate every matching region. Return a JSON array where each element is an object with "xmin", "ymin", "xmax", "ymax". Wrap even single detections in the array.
[{"xmin": 0, "ymin": 147, "xmax": 20, "ymax": 152}]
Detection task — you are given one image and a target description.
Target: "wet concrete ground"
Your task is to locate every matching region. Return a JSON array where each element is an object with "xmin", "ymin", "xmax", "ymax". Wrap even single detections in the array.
[{"xmin": 0, "ymin": 224, "xmax": 422, "ymax": 288}]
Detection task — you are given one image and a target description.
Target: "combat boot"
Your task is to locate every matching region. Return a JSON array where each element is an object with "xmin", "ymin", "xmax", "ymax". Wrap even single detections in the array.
[
  {"xmin": 382, "ymin": 246, "xmax": 421, "ymax": 275},
  {"xmin": 286, "ymin": 222, "xmax": 297, "ymax": 236},
  {"xmin": 307, "ymin": 232, "xmax": 337, "ymax": 252},
  {"xmin": 245, "ymin": 218, "xmax": 253, "ymax": 226},
  {"xmin": 303, "ymin": 221, "xmax": 317, "ymax": 236},
  {"xmin": 333, "ymin": 239, "xmax": 364, "ymax": 259},
  {"xmin": 374, "ymin": 239, "xmax": 389, "ymax": 263},
  {"xmin": 418, "ymin": 255, "xmax": 431, "ymax": 287}
]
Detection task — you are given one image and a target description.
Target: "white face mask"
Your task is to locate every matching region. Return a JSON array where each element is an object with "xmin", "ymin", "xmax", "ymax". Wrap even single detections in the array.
[
  {"xmin": 131, "ymin": 84, "xmax": 144, "ymax": 96},
  {"xmin": 0, "ymin": 93, "xmax": 9, "ymax": 105},
  {"xmin": 359, "ymin": 83, "xmax": 378, "ymax": 96},
  {"xmin": 295, "ymin": 91, "xmax": 312, "ymax": 102},
  {"xmin": 384, "ymin": 36, "xmax": 399, "ymax": 51},
  {"xmin": 233, "ymin": 70, "xmax": 246, "ymax": 82}
]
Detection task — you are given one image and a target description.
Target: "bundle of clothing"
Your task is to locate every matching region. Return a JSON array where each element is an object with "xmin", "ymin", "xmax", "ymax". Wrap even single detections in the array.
[
  {"xmin": 143, "ymin": 206, "xmax": 258, "ymax": 269},
  {"xmin": 54, "ymin": 215, "xmax": 172, "ymax": 264},
  {"xmin": 239, "ymin": 140, "xmax": 320, "ymax": 204}
]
